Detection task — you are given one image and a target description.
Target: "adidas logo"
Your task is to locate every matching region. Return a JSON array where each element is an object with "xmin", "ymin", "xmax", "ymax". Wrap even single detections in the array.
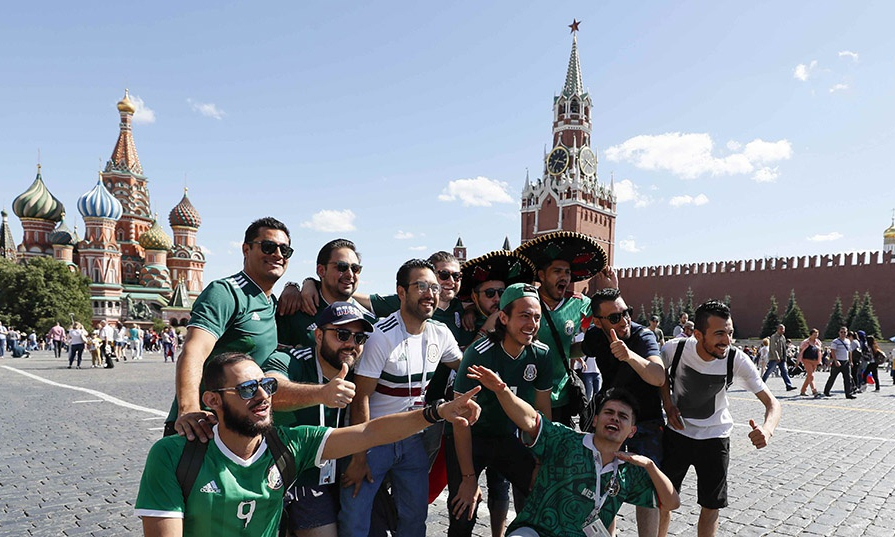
[
  {"xmin": 251, "ymin": 312, "xmax": 261, "ymax": 321},
  {"xmin": 200, "ymin": 480, "xmax": 221, "ymax": 494}
]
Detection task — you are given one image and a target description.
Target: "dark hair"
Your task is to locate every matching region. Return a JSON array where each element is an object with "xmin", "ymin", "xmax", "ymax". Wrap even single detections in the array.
[
  {"xmin": 597, "ymin": 387, "xmax": 640, "ymax": 424},
  {"xmin": 694, "ymin": 300, "xmax": 731, "ymax": 334},
  {"xmin": 427, "ymin": 251, "xmax": 457, "ymax": 266},
  {"xmin": 487, "ymin": 300, "xmax": 518, "ymax": 345},
  {"xmin": 244, "ymin": 217, "xmax": 290, "ymax": 244},
  {"xmin": 396, "ymin": 259, "xmax": 435, "ymax": 288},
  {"xmin": 316, "ymin": 238, "xmax": 360, "ymax": 266},
  {"xmin": 535, "ymin": 257, "xmax": 568, "ymax": 272},
  {"xmin": 590, "ymin": 288, "xmax": 621, "ymax": 312},
  {"xmin": 203, "ymin": 352, "xmax": 254, "ymax": 391},
  {"xmin": 868, "ymin": 336, "xmax": 881, "ymax": 355}
]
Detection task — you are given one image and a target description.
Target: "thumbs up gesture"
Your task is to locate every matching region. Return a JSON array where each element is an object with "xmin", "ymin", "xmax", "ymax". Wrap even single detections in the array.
[
  {"xmin": 747, "ymin": 418, "xmax": 771, "ymax": 449},
  {"xmin": 609, "ymin": 329, "xmax": 631, "ymax": 363},
  {"xmin": 323, "ymin": 363, "xmax": 356, "ymax": 409}
]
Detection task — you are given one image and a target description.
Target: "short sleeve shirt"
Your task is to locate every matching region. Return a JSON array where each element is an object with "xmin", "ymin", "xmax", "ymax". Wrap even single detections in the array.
[
  {"xmin": 537, "ymin": 294, "xmax": 591, "ymax": 406},
  {"xmin": 276, "ymin": 294, "xmax": 375, "ymax": 348},
  {"xmin": 135, "ymin": 425, "xmax": 330, "ymax": 537},
  {"xmin": 356, "ymin": 312, "xmax": 463, "ymax": 419},
  {"xmin": 453, "ymin": 338, "xmax": 553, "ymax": 436},
  {"xmin": 370, "ymin": 295, "xmax": 476, "ymax": 348},
  {"xmin": 507, "ymin": 416, "xmax": 657, "ymax": 536},
  {"xmin": 830, "ymin": 337, "xmax": 851, "ymax": 362}
]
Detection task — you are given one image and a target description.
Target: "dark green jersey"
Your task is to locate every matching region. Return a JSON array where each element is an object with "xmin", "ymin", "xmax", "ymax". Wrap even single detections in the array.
[
  {"xmin": 276, "ymin": 294, "xmax": 375, "ymax": 348},
  {"xmin": 537, "ymin": 293, "xmax": 591, "ymax": 406},
  {"xmin": 135, "ymin": 425, "xmax": 330, "ymax": 537},
  {"xmin": 508, "ymin": 417, "xmax": 657, "ymax": 536}
]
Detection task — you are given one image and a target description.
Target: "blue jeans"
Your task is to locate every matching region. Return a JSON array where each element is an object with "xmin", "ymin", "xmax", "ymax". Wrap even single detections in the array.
[
  {"xmin": 761, "ymin": 360, "xmax": 793, "ymax": 387},
  {"xmin": 339, "ymin": 433, "xmax": 429, "ymax": 537},
  {"xmin": 581, "ymin": 371, "xmax": 601, "ymax": 401}
]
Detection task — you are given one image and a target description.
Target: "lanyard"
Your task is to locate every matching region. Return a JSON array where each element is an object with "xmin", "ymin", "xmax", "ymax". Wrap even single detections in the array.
[
  {"xmin": 583, "ymin": 447, "xmax": 620, "ymax": 527},
  {"xmin": 314, "ymin": 354, "xmax": 341, "ymax": 427},
  {"xmin": 398, "ymin": 314, "xmax": 428, "ymax": 401}
]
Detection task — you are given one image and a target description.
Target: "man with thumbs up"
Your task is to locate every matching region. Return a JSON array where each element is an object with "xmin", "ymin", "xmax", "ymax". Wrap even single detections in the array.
[{"xmin": 582, "ymin": 287, "xmax": 666, "ymax": 537}]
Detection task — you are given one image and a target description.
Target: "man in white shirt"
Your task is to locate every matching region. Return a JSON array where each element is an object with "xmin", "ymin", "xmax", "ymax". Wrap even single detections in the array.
[{"xmin": 823, "ymin": 326, "xmax": 855, "ymax": 399}]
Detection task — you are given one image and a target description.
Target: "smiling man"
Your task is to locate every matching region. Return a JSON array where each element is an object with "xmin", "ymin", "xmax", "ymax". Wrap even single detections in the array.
[{"xmin": 164, "ymin": 217, "xmax": 292, "ymax": 441}]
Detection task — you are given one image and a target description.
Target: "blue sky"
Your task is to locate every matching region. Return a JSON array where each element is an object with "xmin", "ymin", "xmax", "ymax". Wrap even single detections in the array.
[{"xmin": 2, "ymin": 2, "xmax": 893, "ymax": 295}]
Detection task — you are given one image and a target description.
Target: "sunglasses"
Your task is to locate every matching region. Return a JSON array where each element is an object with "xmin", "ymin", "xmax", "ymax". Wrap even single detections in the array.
[
  {"xmin": 437, "ymin": 270, "xmax": 462, "ymax": 282},
  {"xmin": 211, "ymin": 377, "xmax": 278, "ymax": 399},
  {"xmin": 247, "ymin": 240, "xmax": 294, "ymax": 259},
  {"xmin": 480, "ymin": 287, "xmax": 506, "ymax": 299},
  {"xmin": 331, "ymin": 261, "xmax": 363, "ymax": 274},
  {"xmin": 594, "ymin": 307, "xmax": 634, "ymax": 325},
  {"xmin": 406, "ymin": 281, "xmax": 441, "ymax": 295},
  {"xmin": 322, "ymin": 327, "xmax": 369, "ymax": 345}
]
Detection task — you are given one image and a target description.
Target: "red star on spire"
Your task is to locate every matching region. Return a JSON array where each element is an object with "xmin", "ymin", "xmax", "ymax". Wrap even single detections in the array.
[{"xmin": 569, "ymin": 19, "xmax": 581, "ymax": 33}]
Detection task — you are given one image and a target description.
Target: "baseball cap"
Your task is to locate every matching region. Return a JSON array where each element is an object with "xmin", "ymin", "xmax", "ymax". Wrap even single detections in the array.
[
  {"xmin": 650, "ymin": 315, "xmax": 660, "ymax": 322},
  {"xmin": 316, "ymin": 302, "xmax": 374, "ymax": 332},
  {"xmin": 499, "ymin": 283, "xmax": 540, "ymax": 310}
]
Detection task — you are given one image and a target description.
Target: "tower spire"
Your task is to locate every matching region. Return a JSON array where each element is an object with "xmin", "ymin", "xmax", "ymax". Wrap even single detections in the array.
[{"xmin": 563, "ymin": 23, "xmax": 584, "ymax": 98}]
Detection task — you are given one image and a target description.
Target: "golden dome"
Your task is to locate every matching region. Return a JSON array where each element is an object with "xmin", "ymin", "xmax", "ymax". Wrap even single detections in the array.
[
  {"xmin": 117, "ymin": 89, "xmax": 136, "ymax": 114},
  {"xmin": 885, "ymin": 224, "xmax": 895, "ymax": 240}
]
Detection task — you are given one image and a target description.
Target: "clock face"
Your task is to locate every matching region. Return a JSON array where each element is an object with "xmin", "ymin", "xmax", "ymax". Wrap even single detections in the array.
[
  {"xmin": 579, "ymin": 147, "xmax": 597, "ymax": 176},
  {"xmin": 547, "ymin": 147, "xmax": 570, "ymax": 175}
]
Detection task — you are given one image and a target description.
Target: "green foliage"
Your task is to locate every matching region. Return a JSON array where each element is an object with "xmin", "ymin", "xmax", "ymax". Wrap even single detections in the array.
[
  {"xmin": 635, "ymin": 304, "xmax": 648, "ymax": 326},
  {"xmin": 0, "ymin": 257, "xmax": 92, "ymax": 334},
  {"xmin": 823, "ymin": 297, "xmax": 846, "ymax": 340},
  {"xmin": 759, "ymin": 295, "xmax": 780, "ymax": 339},
  {"xmin": 662, "ymin": 301, "xmax": 677, "ymax": 335},
  {"xmin": 683, "ymin": 287, "xmax": 695, "ymax": 317},
  {"xmin": 844, "ymin": 291, "xmax": 860, "ymax": 330},
  {"xmin": 782, "ymin": 289, "xmax": 809, "ymax": 340},
  {"xmin": 152, "ymin": 317, "xmax": 167, "ymax": 333},
  {"xmin": 649, "ymin": 294, "xmax": 664, "ymax": 324},
  {"xmin": 852, "ymin": 292, "xmax": 882, "ymax": 337}
]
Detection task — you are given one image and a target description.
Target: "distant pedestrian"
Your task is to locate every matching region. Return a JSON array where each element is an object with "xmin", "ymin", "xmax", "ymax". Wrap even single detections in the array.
[
  {"xmin": 0, "ymin": 321, "xmax": 6, "ymax": 357},
  {"xmin": 68, "ymin": 323, "xmax": 88, "ymax": 368},
  {"xmin": 116, "ymin": 325, "xmax": 128, "ymax": 361},
  {"xmin": 761, "ymin": 325, "xmax": 796, "ymax": 392},
  {"xmin": 162, "ymin": 326, "xmax": 176, "ymax": 362},
  {"xmin": 865, "ymin": 336, "xmax": 884, "ymax": 391},
  {"xmin": 129, "ymin": 323, "xmax": 143, "ymax": 360},
  {"xmin": 797, "ymin": 329, "xmax": 822, "ymax": 397},
  {"xmin": 49, "ymin": 322, "xmax": 66, "ymax": 358},
  {"xmin": 98, "ymin": 321, "xmax": 116, "ymax": 362},
  {"xmin": 648, "ymin": 314, "xmax": 666, "ymax": 347},
  {"xmin": 823, "ymin": 327, "xmax": 855, "ymax": 399},
  {"xmin": 87, "ymin": 331, "xmax": 104, "ymax": 368},
  {"xmin": 672, "ymin": 312, "xmax": 689, "ymax": 338}
]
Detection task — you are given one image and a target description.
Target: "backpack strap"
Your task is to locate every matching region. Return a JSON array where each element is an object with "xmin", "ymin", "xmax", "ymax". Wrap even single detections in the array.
[
  {"xmin": 726, "ymin": 347, "xmax": 736, "ymax": 389},
  {"xmin": 668, "ymin": 339, "xmax": 686, "ymax": 393},
  {"xmin": 264, "ymin": 429, "xmax": 296, "ymax": 537},
  {"xmin": 175, "ymin": 438, "xmax": 208, "ymax": 504}
]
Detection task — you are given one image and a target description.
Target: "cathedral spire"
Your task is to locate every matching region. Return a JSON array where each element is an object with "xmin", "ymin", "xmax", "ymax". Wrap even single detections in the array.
[
  {"xmin": 107, "ymin": 89, "xmax": 143, "ymax": 175},
  {"xmin": 562, "ymin": 29, "xmax": 584, "ymax": 98}
]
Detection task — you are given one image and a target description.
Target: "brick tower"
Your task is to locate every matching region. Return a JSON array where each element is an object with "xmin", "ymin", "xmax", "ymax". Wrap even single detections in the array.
[{"xmin": 520, "ymin": 22, "xmax": 616, "ymax": 265}]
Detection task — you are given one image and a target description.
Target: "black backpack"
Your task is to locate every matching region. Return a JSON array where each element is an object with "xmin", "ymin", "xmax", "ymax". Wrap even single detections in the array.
[
  {"xmin": 176, "ymin": 430, "xmax": 296, "ymax": 536},
  {"xmin": 668, "ymin": 339, "xmax": 735, "ymax": 393}
]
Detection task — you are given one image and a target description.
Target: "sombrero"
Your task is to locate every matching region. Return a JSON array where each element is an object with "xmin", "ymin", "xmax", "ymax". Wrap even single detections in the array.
[
  {"xmin": 459, "ymin": 250, "xmax": 536, "ymax": 300},
  {"xmin": 514, "ymin": 231, "xmax": 607, "ymax": 282}
]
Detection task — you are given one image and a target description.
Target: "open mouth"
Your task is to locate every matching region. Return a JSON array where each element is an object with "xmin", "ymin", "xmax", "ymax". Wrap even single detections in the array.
[{"xmin": 604, "ymin": 422, "xmax": 619, "ymax": 432}]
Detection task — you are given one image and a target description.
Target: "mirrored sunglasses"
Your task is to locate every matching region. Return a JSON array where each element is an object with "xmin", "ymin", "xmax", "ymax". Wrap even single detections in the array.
[{"xmin": 212, "ymin": 377, "xmax": 278, "ymax": 399}]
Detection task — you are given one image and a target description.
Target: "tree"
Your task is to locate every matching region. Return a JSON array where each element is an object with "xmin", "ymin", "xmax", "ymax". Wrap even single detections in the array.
[
  {"xmin": 635, "ymin": 304, "xmax": 648, "ymax": 326},
  {"xmin": 662, "ymin": 302, "xmax": 677, "ymax": 335},
  {"xmin": 759, "ymin": 296, "xmax": 780, "ymax": 339},
  {"xmin": 0, "ymin": 257, "xmax": 92, "ymax": 334},
  {"xmin": 844, "ymin": 291, "xmax": 860, "ymax": 330},
  {"xmin": 852, "ymin": 292, "xmax": 882, "ymax": 337},
  {"xmin": 683, "ymin": 287, "xmax": 695, "ymax": 317},
  {"xmin": 649, "ymin": 294, "xmax": 664, "ymax": 324},
  {"xmin": 823, "ymin": 297, "xmax": 846, "ymax": 340},
  {"xmin": 782, "ymin": 289, "xmax": 809, "ymax": 340}
]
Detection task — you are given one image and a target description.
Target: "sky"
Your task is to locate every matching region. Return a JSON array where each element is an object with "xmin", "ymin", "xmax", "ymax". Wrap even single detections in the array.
[{"xmin": 2, "ymin": 1, "xmax": 894, "ymax": 296}]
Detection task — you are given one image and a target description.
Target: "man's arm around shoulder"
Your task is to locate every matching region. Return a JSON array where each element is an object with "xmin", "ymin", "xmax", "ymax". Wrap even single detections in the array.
[{"xmin": 174, "ymin": 327, "xmax": 218, "ymax": 442}]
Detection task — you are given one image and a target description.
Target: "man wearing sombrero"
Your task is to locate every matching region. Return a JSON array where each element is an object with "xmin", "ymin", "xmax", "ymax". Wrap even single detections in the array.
[{"xmin": 515, "ymin": 231, "xmax": 608, "ymax": 426}]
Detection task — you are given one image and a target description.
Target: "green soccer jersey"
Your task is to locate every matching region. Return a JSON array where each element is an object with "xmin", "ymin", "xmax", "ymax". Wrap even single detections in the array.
[
  {"xmin": 165, "ymin": 271, "xmax": 280, "ymax": 422},
  {"xmin": 276, "ymin": 294, "xmax": 375, "ymax": 348},
  {"xmin": 263, "ymin": 348, "xmax": 348, "ymax": 487},
  {"xmin": 370, "ymin": 294, "xmax": 476, "ymax": 348},
  {"xmin": 537, "ymin": 293, "xmax": 591, "ymax": 406},
  {"xmin": 453, "ymin": 338, "xmax": 553, "ymax": 436},
  {"xmin": 508, "ymin": 417, "xmax": 657, "ymax": 536},
  {"xmin": 135, "ymin": 425, "xmax": 330, "ymax": 537}
]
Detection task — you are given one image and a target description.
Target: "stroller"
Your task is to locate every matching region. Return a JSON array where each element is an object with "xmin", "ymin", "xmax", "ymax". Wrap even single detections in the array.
[{"xmin": 787, "ymin": 355, "xmax": 805, "ymax": 377}]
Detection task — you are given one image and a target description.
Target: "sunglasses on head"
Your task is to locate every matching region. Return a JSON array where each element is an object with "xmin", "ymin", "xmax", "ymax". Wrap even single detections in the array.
[
  {"xmin": 247, "ymin": 240, "xmax": 293, "ymax": 259},
  {"xmin": 211, "ymin": 377, "xmax": 278, "ymax": 399},
  {"xmin": 437, "ymin": 270, "xmax": 462, "ymax": 282},
  {"xmin": 480, "ymin": 287, "xmax": 506, "ymax": 299},
  {"xmin": 595, "ymin": 307, "xmax": 634, "ymax": 325},
  {"xmin": 331, "ymin": 261, "xmax": 363, "ymax": 274},
  {"xmin": 323, "ymin": 327, "xmax": 369, "ymax": 345}
]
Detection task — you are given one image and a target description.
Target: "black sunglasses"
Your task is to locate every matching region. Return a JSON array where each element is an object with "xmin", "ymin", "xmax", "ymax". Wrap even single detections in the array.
[
  {"xmin": 594, "ymin": 307, "xmax": 634, "ymax": 325},
  {"xmin": 437, "ymin": 270, "xmax": 462, "ymax": 282},
  {"xmin": 211, "ymin": 377, "xmax": 278, "ymax": 399},
  {"xmin": 323, "ymin": 327, "xmax": 369, "ymax": 345},
  {"xmin": 480, "ymin": 287, "xmax": 506, "ymax": 299},
  {"xmin": 331, "ymin": 261, "xmax": 363, "ymax": 274},
  {"xmin": 247, "ymin": 240, "xmax": 294, "ymax": 259}
]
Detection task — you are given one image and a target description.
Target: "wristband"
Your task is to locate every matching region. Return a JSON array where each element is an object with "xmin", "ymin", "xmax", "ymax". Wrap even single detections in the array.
[
  {"xmin": 423, "ymin": 399, "xmax": 445, "ymax": 423},
  {"xmin": 461, "ymin": 473, "xmax": 476, "ymax": 479}
]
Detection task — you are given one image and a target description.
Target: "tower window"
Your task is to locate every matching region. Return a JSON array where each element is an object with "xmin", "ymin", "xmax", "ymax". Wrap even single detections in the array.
[{"xmin": 570, "ymin": 100, "xmax": 579, "ymax": 114}]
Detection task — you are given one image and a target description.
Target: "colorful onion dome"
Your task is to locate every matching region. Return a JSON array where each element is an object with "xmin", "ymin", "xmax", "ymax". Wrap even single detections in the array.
[
  {"xmin": 78, "ymin": 176, "xmax": 123, "ymax": 220},
  {"xmin": 12, "ymin": 165, "xmax": 65, "ymax": 221},
  {"xmin": 117, "ymin": 89, "xmax": 136, "ymax": 114},
  {"xmin": 48, "ymin": 216, "xmax": 79, "ymax": 246},
  {"xmin": 139, "ymin": 216, "xmax": 173, "ymax": 251},
  {"xmin": 168, "ymin": 187, "xmax": 202, "ymax": 228}
]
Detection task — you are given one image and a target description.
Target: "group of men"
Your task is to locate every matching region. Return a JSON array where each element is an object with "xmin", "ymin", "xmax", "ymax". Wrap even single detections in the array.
[{"xmin": 135, "ymin": 218, "xmax": 782, "ymax": 537}]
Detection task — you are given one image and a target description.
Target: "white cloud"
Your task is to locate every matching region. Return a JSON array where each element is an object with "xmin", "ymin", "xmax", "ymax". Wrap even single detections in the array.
[
  {"xmin": 752, "ymin": 167, "xmax": 780, "ymax": 183},
  {"xmin": 605, "ymin": 133, "xmax": 792, "ymax": 180},
  {"xmin": 838, "ymin": 50, "xmax": 859, "ymax": 62},
  {"xmin": 808, "ymin": 232, "xmax": 843, "ymax": 242},
  {"xmin": 726, "ymin": 140, "xmax": 742, "ymax": 151},
  {"xmin": 438, "ymin": 176, "xmax": 515, "ymax": 207},
  {"xmin": 669, "ymin": 194, "xmax": 709, "ymax": 207},
  {"xmin": 187, "ymin": 98, "xmax": 226, "ymax": 120},
  {"xmin": 619, "ymin": 239, "xmax": 642, "ymax": 253},
  {"xmin": 793, "ymin": 60, "xmax": 817, "ymax": 81},
  {"xmin": 300, "ymin": 209, "xmax": 356, "ymax": 232},
  {"xmin": 394, "ymin": 230, "xmax": 419, "ymax": 240},
  {"xmin": 408, "ymin": 245, "xmax": 428, "ymax": 251},
  {"xmin": 829, "ymin": 83, "xmax": 849, "ymax": 93},
  {"xmin": 129, "ymin": 95, "xmax": 156, "ymax": 124},
  {"xmin": 613, "ymin": 179, "xmax": 653, "ymax": 208},
  {"xmin": 199, "ymin": 245, "xmax": 212, "ymax": 255}
]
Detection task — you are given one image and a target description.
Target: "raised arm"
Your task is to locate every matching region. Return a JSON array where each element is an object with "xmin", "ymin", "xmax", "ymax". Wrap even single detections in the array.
[
  {"xmin": 608, "ymin": 328, "xmax": 665, "ymax": 386},
  {"xmin": 748, "ymin": 389, "xmax": 781, "ymax": 449},
  {"xmin": 267, "ymin": 363, "xmax": 355, "ymax": 411},
  {"xmin": 466, "ymin": 365, "xmax": 540, "ymax": 437}
]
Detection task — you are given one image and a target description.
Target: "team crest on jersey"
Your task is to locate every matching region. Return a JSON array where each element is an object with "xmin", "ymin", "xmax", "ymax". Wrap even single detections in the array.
[
  {"xmin": 564, "ymin": 319, "xmax": 575, "ymax": 335},
  {"xmin": 523, "ymin": 364, "xmax": 537, "ymax": 382},
  {"xmin": 426, "ymin": 344, "xmax": 440, "ymax": 363},
  {"xmin": 267, "ymin": 464, "xmax": 283, "ymax": 490},
  {"xmin": 454, "ymin": 312, "xmax": 461, "ymax": 328}
]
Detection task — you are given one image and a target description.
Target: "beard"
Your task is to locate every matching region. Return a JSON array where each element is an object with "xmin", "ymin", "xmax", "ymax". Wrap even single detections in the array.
[
  {"xmin": 221, "ymin": 397, "xmax": 273, "ymax": 438},
  {"xmin": 319, "ymin": 337, "xmax": 356, "ymax": 372}
]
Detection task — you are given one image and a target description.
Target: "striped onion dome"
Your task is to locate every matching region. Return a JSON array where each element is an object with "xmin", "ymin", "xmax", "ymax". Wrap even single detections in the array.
[
  {"xmin": 48, "ymin": 216, "xmax": 79, "ymax": 246},
  {"xmin": 12, "ymin": 165, "xmax": 65, "ymax": 221},
  {"xmin": 78, "ymin": 177, "xmax": 123, "ymax": 220},
  {"xmin": 168, "ymin": 187, "xmax": 201, "ymax": 228},
  {"xmin": 139, "ymin": 216, "xmax": 172, "ymax": 251}
]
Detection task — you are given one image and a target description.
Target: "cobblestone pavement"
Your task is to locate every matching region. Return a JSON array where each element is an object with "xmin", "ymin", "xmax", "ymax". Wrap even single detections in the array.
[{"xmin": 2, "ymin": 351, "xmax": 895, "ymax": 536}]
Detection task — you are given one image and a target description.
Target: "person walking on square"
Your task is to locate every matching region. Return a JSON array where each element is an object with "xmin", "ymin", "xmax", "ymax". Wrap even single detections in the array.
[
  {"xmin": 797, "ymin": 329, "xmax": 822, "ymax": 397},
  {"xmin": 823, "ymin": 327, "xmax": 855, "ymax": 399},
  {"xmin": 761, "ymin": 324, "xmax": 796, "ymax": 391},
  {"xmin": 68, "ymin": 322, "xmax": 88, "ymax": 369},
  {"xmin": 48, "ymin": 322, "xmax": 66, "ymax": 358},
  {"xmin": 865, "ymin": 336, "xmax": 884, "ymax": 391}
]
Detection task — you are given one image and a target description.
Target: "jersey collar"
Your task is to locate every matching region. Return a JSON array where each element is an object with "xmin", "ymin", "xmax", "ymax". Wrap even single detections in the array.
[{"xmin": 212, "ymin": 424, "xmax": 269, "ymax": 467}]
